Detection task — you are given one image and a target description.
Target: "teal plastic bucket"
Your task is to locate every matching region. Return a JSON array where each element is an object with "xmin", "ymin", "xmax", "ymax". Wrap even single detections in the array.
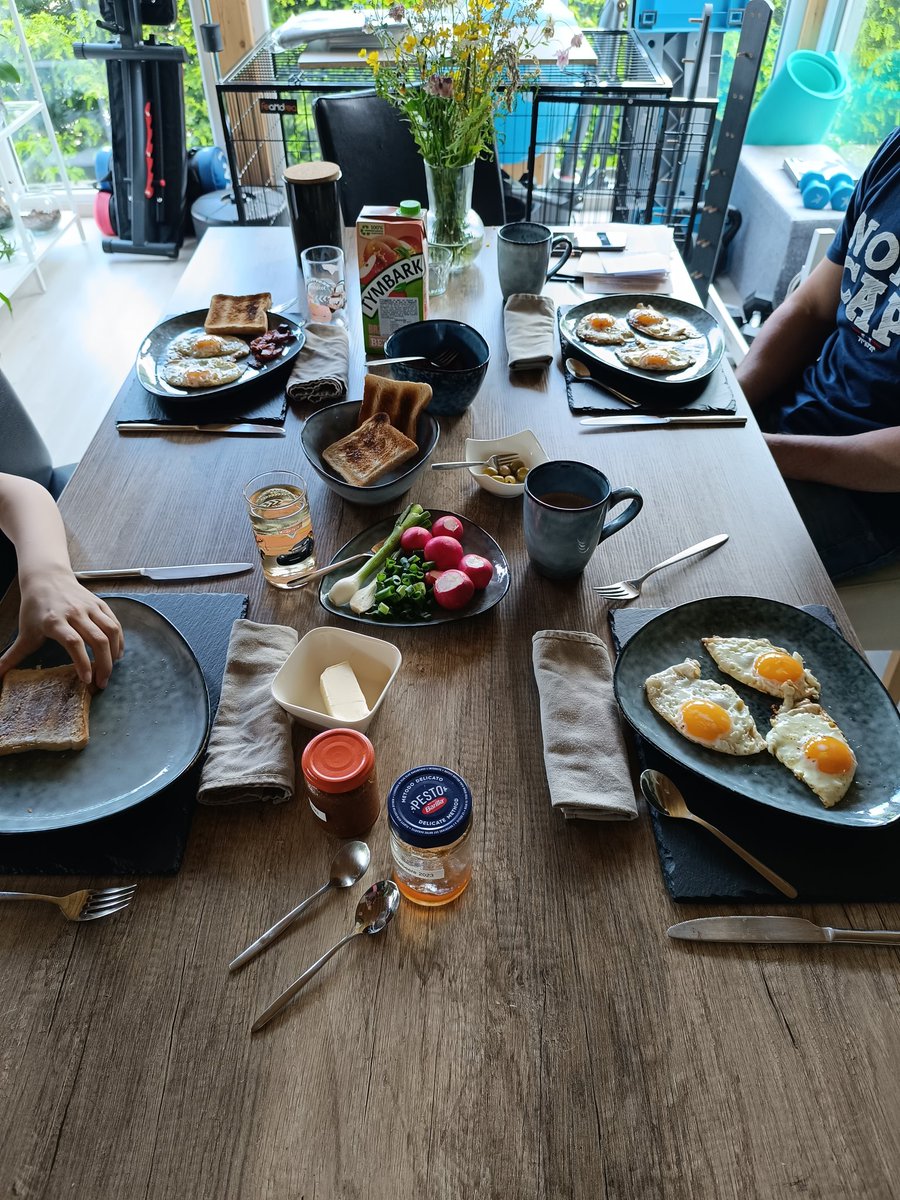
[{"xmin": 745, "ymin": 51, "xmax": 849, "ymax": 145}]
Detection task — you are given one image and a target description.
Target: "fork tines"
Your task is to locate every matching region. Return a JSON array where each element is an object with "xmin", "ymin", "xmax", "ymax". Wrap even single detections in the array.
[{"xmin": 79, "ymin": 884, "xmax": 137, "ymax": 922}]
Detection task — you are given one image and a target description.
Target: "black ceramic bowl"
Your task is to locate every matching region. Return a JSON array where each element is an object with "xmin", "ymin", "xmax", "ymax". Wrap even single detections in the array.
[
  {"xmin": 301, "ymin": 399, "xmax": 440, "ymax": 507},
  {"xmin": 383, "ymin": 319, "xmax": 490, "ymax": 416}
]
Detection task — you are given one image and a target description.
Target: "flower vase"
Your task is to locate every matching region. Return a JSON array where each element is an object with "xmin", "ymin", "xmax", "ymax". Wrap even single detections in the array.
[{"xmin": 424, "ymin": 160, "xmax": 484, "ymax": 273}]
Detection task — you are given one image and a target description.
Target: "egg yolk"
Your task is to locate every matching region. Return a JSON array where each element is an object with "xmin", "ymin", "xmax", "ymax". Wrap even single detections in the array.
[
  {"xmin": 633, "ymin": 311, "xmax": 659, "ymax": 326},
  {"xmin": 590, "ymin": 314, "xmax": 614, "ymax": 329},
  {"xmin": 803, "ymin": 735, "xmax": 854, "ymax": 775},
  {"xmin": 681, "ymin": 699, "xmax": 732, "ymax": 741},
  {"xmin": 641, "ymin": 351, "xmax": 672, "ymax": 368},
  {"xmin": 753, "ymin": 651, "xmax": 803, "ymax": 685}
]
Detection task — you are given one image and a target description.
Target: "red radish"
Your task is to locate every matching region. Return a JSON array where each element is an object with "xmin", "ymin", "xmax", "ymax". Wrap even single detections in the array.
[
  {"xmin": 433, "ymin": 569, "xmax": 475, "ymax": 610},
  {"xmin": 432, "ymin": 514, "xmax": 464, "ymax": 540},
  {"xmin": 459, "ymin": 553, "xmax": 493, "ymax": 589},
  {"xmin": 400, "ymin": 525, "xmax": 432, "ymax": 553},
  {"xmin": 424, "ymin": 535, "xmax": 464, "ymax": 570},
  {"xmin": 425, "ymin": 569, "xmax": 444, "ymax": 588}
]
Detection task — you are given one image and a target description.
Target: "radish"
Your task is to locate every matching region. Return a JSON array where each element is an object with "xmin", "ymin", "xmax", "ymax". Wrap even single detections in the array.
[
  {"xmin": 424, "ymin": 535, "xmax": 464, "ymax": 570},
  {"xmin": 400, "ymin": 525, "xmax": 432, "ymax": 553},
  {"xmin": 459, "ymin": 553, "xmax": 493, "ymax": 590},
  {"xmin": 425, "ymin": 569, "xmax": 444, "ymax": 589},
  {"xmin": 432, "ymin": 514, "xmax": 464, "ymax": 540},
  {"xmin": 433, "ymin": 569, "xmax": 475, "ymax": 610}
]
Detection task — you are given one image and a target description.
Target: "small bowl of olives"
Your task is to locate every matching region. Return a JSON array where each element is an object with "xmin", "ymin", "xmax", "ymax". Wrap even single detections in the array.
[{"xmin": 464, "ymin": 429, "xmax": 548, "ymax": 499}]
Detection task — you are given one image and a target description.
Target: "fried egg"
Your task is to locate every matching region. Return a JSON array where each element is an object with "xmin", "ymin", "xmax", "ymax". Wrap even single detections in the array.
[
  {"xmin": 166, "ymin": 331, "xmax": 250, "ymax": 360},
  {"xmin": 626, "ymin": 303, "xmax": 698, "ymax": 341},
  {"xmin": 702, "ymin": 636, "xmax": 820, "ymax": 701},
  {"xmin": 645, "ymin": 659, "xmax": 766, "ymax": 755},
  {"xmin": 160, "ymin": 357, "xmax": 246, "ymax": 389},
  {"xmin": 766, "ymin": 697, "xmax": 856, "ymax": 808},
  {"xmin": 616, "ymin": 342, "xmax": 697, "ymax": 372},
  {"xmin": 575, "ymin": 312, "xmax": 635, "ymax": 346}
]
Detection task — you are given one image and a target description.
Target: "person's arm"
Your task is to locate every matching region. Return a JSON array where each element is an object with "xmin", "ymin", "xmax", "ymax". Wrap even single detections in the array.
[
  {"xmin": 735, "ymin": 257, "xmax": 844, "ymax": 408},
  {"xmin": 764, "ymin": 425, "xmax": 900, "ymax": 492},
  {"xmin": 0, "ymin": 473, "xmax": 123, "ymax": 686}
]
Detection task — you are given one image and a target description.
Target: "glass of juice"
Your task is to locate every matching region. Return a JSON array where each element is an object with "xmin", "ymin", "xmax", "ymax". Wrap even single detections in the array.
[{"xmin": 243, "ymin": 471, "xmax": 316, "ymax": 588}]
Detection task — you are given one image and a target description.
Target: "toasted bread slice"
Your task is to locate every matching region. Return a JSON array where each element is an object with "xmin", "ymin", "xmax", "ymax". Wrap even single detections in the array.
[
  {"xmin": 205, "ymin": 293, "xmax": 272, "ymax": 339},
  {"xmin": 322, "ymin": 412, "xmax": 419, "ymax": 487},
  {"xmin": 0, "ymin": 665, "xmax": 92, "ymax": 756},
  {"xmin": 358, "ymin": 373, "xmax": 432, "ymax": 441}
]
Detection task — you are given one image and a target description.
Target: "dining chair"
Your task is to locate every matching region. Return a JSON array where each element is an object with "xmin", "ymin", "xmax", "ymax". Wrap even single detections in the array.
[
  {"xmin": 837, "ymin": 565, "xmax": 900, "ymax": 702},
  {"xmin": 0, "ymin": 368, "xmax": 75, "ymax": 592},
  {"xmin": 313, "ymin": 91, "xmax": 507, "ymax": 227}
]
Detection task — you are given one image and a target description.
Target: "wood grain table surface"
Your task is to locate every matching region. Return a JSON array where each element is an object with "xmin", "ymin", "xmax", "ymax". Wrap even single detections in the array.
[{"xmin": 2, "ymin": 227, "xmax": 898, "ymax": 1200}]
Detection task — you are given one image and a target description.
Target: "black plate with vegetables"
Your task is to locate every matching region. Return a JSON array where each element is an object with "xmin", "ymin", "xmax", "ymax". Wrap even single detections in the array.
[{"xmin": 319, "ymin": 504, "xmax": 511, "ymax": 627}]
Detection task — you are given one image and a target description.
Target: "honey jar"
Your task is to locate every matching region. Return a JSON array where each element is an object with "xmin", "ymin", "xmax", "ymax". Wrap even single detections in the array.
[
  {"xmin": 301, "ymin": 729, "xmax": 380, "ymax": 837},
  {"xmin": 387, "ymin": 766, "xmax": 473, "ymax": 906}
]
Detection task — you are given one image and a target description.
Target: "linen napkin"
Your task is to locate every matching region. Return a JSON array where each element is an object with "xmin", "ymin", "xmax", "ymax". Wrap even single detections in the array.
[
  {"xmin": 198, "ymin": 619, "xmax": 299, "ymax": 806},
  {"xmin": 504, "ymin": 293, "xmax": 557, "ymax": 371},
  {"xmin": 286, "ymin": 322, "xmax": 350, "ymax": 404},
  {"xmin": 532, "ymin": 629, "xmax": 637, "ymax": 821}
]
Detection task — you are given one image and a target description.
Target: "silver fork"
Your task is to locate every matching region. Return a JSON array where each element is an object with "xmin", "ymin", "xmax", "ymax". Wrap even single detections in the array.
[
  {"xmin": 0, "ymin": 884, "xmax": 137, "ymax": 922},
  {"xmin": 592, "ymin": 534, "xmax": 729, "ymax": 602},
  {"xmin": 431, "ymin": 452, "xmax": 520, "ymax": 473}
]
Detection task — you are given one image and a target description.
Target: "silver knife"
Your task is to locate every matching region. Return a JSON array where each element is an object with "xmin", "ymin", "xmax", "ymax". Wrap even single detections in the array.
[
  {"xmin": 668, "ymin": 917, "xmax": 900, "ymax": 945},
  {"xmin": 75, "ymin": 562, "xmax": 253, "ymax": 581},
  {"xmin": 118, "ymin": 423, "xmax": 286, "ymax": 436},
  {"xmin": 580, "ymin": 414, "xmax": 747, "ymax": 429}
]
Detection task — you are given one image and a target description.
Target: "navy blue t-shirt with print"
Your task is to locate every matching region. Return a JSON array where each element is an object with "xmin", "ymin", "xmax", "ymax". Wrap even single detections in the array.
[{"xmin": 778, "ymin": 127, "xmax": 900, "ymax": 436}]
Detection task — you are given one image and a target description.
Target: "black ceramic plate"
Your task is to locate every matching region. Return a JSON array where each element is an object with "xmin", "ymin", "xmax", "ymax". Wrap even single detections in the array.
[
  {"xmin": 0, "ymin": 597, "xmax": 210, "ymax": 833},
  {"xmin": 135, "ymin": 309, "xmax": 305, "ymax": 400},
  {"xmin": 613, "ymin": 595, "xmax": 900, "ymax": 828},
  {"xmin": 319, "ymin": 509, "xmax": 510, "ymax": 627},
  {"xmin": 560, "ymin": 294, "xmax": 723, "ymax": 388}
]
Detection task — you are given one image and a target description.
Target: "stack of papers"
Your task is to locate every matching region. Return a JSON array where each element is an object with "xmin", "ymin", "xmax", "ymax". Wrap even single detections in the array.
[{"xmin": 574, "ymin": 250, "xmax": 671, "ymax": 295}]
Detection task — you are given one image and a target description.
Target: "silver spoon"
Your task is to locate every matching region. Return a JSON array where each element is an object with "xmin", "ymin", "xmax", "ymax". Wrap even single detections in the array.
[
  {"xmin": 566, "ymin": 357, "xmax": 641, "ymax": 407},
  {"xmin": 229, "ymin": 840, "xmax": 371, "ymax": 971},
  {"xmin": 639, "ymin": 770, "xmax": 798, "ymax": 899},
  {"xmin": 251, "ymin": 879, "xmax": 400, "ymax": 1032}
]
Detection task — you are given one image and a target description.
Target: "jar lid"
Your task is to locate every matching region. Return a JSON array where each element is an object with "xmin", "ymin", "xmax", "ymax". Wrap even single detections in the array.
[
  {"xmin": 283, "ymin": 161, "xmax": 342, "ymax": 186},
  {"xmin": 398, "ymin": 199, "xmax": 422, "ymax": 217},
  {"xmin": 387, "ymin": 766, "xmax": 472, "ymax": 848},
  {"xmin": 302, "ymin": 729, "xmax": 374, "ymax": 794}
]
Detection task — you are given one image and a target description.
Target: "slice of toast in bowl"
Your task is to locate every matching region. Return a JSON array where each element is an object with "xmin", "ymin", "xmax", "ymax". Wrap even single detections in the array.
[{"xmin": 322, "ymin": 413, "xmax": 419, "ymax": 486}]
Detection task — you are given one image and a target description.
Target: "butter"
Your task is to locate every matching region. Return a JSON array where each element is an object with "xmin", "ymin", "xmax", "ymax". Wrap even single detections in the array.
[{"xmin": 320, "ymin": 661, "xmax": 369, "ymax": 721}]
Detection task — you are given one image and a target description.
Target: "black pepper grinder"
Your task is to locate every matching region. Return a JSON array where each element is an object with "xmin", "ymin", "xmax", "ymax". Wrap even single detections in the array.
[{"xmin": 283, "ymin": 162, "xmax": 344, "ymax": 266}]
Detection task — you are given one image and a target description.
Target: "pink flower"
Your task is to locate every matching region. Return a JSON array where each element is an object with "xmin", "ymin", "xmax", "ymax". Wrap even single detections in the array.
[
  {"xmin": 556, "ymin": 47, "xmax": 570, "ymax": 68},
  {"xmin": 388, "ymin": 4, "xmax": 405, "ymax": 20},
  {"xmin": 426, "ymin": 74, "xmax": 454, "ymax": 97},
  {"xmin": 570, "ymin": 31, "xmax": 583, "ymax": 48}
]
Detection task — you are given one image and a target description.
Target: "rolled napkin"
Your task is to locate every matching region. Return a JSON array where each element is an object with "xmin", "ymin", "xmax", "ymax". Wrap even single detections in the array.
[
  {"xmin": 198, "ymin": 619, "xmax": 299, "ymax": 806},
  {"xmin": 504, "ymin": 293, "xmax": 557, "ymax": 371},
  {"xmin": 532, "ymin": 629, "xmax": 637, "ymax": 821},
  {"xmin": 286, "ymin": 322, "xmax": 350, "ymax": 404}
]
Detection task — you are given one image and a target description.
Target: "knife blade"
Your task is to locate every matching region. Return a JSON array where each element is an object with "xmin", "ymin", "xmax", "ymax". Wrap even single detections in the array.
[
  {"xmin": 75, "ymin": 563, "xmax": 253, "ymax": 581},
  {"xmin": 580, "ymin": 414, "xmax": 747, "ymax": 430},
  {"xmin": 118, "ymin": 423, "xmax": 286, "ymax": 436},
  {"xmin": 667, "ymin": 917, "xmax": 900, "ymax": 945}
]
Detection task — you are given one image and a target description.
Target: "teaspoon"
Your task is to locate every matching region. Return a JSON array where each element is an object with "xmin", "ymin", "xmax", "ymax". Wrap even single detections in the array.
[
  {"xmin": 639, "ymin": 770, "xmax": 797, "ymax": 899},
  {"xmin": 229, "ymin": 840, "xmax": 371, "ymax": 971},
  {"xmin": 251, "ymin": 879, "xmax": 400, "ymax": 1032},
  {"xmin": 565, "ymin": 357, "xmax": 641, "ymax": 407}
]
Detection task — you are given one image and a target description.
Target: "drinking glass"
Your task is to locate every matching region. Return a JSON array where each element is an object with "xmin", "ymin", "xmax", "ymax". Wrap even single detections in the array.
[
  {"xmin": 301, "ymin": 245, "xmax": 347, "ymax": 324},
  {"xmin": 243, "ymin": 471, "xmax": 316, "ymax": 588},
  {"xmin": 428, "ymin": 245, "xmax": 453, "ymax": 297}
]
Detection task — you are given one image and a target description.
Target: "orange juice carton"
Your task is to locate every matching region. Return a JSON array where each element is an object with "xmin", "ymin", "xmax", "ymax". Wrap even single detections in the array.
[{"xmin": 357, "ymin": 202, "xmax": 428, "ymax": 356}]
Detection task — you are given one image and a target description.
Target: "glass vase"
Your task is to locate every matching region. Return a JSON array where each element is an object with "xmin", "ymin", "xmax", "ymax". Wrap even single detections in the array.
[{"xmin": 424, "ymin": 160, "xmax": 485, "ymax": 273}]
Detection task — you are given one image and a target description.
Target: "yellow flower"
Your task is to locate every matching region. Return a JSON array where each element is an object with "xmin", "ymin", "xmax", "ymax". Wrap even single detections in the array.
[
  {"xmin": 401, "ymin": 32, "xmax": 417, "ymax": 52},
  {"xmin": 364, "ymin": 49, "xmax": 380, "ymax": 72},
  {"xmin": 422, "ymin": 34, "xmax": 434, "ymax": 47}
]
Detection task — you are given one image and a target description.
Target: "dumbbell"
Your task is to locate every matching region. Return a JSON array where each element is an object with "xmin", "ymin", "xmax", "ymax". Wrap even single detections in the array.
[{"xmin": 798, "ymin": 171, "xmax": 855, "ymax": 211}]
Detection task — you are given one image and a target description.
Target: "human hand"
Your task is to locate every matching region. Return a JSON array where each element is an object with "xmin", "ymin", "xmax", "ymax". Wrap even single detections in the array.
[{"xmin": 0, "ymin": 567, "xmax": 124, "ymax": 687}]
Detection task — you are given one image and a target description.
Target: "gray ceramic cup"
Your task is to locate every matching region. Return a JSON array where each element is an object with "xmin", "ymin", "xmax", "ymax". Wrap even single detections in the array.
[
  {"xmin": 498, "ymin": 222, "xmax": 574, "ymax": 301},
  {"xmin": 523, "ymin": 461, "xmax": 643, "ymax": 579}
]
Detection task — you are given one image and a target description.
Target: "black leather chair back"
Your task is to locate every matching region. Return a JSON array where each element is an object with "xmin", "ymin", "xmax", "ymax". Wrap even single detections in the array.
[{"xmin": 314, "ymin": 91, "xmax": 506, "ymax": 226}]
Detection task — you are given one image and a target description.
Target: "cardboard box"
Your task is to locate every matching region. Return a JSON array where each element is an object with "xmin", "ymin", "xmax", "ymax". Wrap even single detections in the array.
[{"xmin": 357, "ymin": 207, "xmax": 428, "ymax": 356}]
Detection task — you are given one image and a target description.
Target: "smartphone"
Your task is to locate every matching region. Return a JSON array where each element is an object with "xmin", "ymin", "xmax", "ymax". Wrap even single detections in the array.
[{"xmin": 581, "ymin": 229, "xmax": 628, "ymax": 252}]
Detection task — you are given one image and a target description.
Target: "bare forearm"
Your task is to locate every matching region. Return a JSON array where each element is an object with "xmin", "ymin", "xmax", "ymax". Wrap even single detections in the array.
[
  {"xmin": 0, "ymin": 473, "xmax": 72, "ymax": 574},
  {"xmin": 736, "ymin": 303, "xmax": 833, "ymax": 408},
  {"xmin": 765, "ymin": 428, "xmax": 900, "ymax": 492}
]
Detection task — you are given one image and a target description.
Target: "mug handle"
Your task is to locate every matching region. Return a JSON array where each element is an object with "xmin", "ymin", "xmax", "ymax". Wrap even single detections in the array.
[
  {"xmin": 598, "ymin": 487, "xmax": 643, "ymax": 544},
  {"xmin": 546, "ymin": 237, "xmax": 574, "ymax": 281}
]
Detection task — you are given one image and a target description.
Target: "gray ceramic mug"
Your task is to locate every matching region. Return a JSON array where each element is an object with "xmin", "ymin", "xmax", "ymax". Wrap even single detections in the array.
[
  {"xmin": 498, "ymin": 222, "xmax": 574, "ymax": 301},
  {"xmin": 523, "ymin": 461, "xmax": 643, "ymax": 579}
]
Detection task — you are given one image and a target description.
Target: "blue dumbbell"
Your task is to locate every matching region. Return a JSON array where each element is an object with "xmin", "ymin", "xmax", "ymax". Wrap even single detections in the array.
[
  {"xmin": 828, "ymin": 172, "xmax": 854, "ymax": 211},
  {"xmin": 799, "ymin": 171, "xmax": 831, "ymax": 209}
]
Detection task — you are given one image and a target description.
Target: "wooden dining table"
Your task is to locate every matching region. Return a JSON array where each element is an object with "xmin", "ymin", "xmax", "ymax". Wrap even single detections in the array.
[{"xmin": 2, "ymin": 226, "xmax": 898, "ymax": 1200}]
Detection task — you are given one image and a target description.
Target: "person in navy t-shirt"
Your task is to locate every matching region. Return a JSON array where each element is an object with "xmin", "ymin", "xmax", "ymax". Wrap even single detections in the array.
[{"xmin": 736, "ymin": 127, "xmax": 900, "ymax": 580}]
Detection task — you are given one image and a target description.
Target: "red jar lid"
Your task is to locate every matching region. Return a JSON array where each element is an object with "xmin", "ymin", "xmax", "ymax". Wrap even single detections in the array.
[{"xmin": 302, "ymin": 729, "xmax": 375, "ymax": 794}]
